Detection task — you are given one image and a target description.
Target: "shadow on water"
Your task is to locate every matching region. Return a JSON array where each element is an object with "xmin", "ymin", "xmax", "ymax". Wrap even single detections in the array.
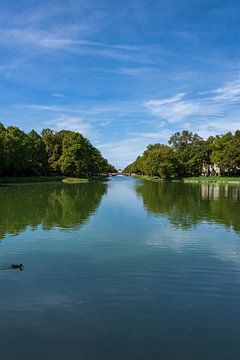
[
  {"xmin": 136, "ymin": 181, "xmax": 240, "ymax": 234},
  {"xmin": 0, "ymin": 182, "xmax": 107, "ymax": 239}
]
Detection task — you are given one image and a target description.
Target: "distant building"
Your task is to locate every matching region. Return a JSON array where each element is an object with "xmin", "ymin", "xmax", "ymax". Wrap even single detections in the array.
[
  {"xmin": 202, "ymin": 163, "xmax": 240, "ymax": 177},
  {"xmin": 202, "ymin": 163, "xmax": 221, "ymax": 176}
]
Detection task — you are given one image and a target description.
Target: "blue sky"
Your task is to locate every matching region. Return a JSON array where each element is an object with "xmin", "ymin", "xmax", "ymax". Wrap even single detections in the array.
[{"xmin": 1, "ymin": 0, "xmax": 240, "ymax": 168}]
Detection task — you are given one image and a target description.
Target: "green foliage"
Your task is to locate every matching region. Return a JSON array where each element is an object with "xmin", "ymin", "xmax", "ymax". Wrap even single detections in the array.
[
  {"xmin": 27, "ymin": 130, "xmax": 48, "ymax": 175},
  {"xmin": 0, "ymin": 123, "xmax": 116, "ymax": 177},
  {"xmin": 0, "ymin": 123, "xmax": 7, "ymax": 175},
  {"xmin": 124, "ymin": 144, "xmax": 179, "ymax": 179},
  {"xmin": 143, "ymin": 144, "xmax": 179, "ymax": 179},
  {"xmin": 169, "ymin": 130, "xmax": 211, "ymax": 176},
  {"xmin": 210, "ymin": 132, "xmax": 234, "ymax": 174},
  {"xmin": 3, "ymin": 126, "xmax": 30, "ymax": 176},
  {"xmin": 124, "ymin": 129, "xmax": 240, "ymax": 179},
  {"xmin": 225, "ymin": 131, "xmax": 240, "ymax": 172}
]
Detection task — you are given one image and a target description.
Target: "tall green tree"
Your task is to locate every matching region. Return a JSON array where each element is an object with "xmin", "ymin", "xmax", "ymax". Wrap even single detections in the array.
[
  {"xmin": 0, "ymin": 123, "xmax": 7, "ymax": 175},
  {"xmin": 210, "ymin": 132, "xmax": 233, "ymax": 175},
  {"xmin": 41, "ymin": 128, "xmax": 116, "ymax": 177},
  {"xmin": 3, "ymin": 126, "xmax": 30, "ymax": 176},
  {"xmin": 169, "ymin": 130, "xmax": 209, "ymax": 176},
  {"xmin": 220, "ymin": 131, "xmax": 240, "ymax": 175},
  {"xmin": 124, "ymin": 144, "xmax": 178, "ymax": 179},
  {"xmin": 27, "ymin": 130, "xmax": 48, "ymax": 175},
  {"xmin": 0, "ymin": 123, "xmax": 116, "ymax": 178}
]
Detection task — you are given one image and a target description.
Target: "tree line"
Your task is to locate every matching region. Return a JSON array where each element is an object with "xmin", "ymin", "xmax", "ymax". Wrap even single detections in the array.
[
  {"xmin": 123, "ymin": 130, "xmax": 240, "ymax": 179},
  {"xmin": 0, "ymin": 123, "xmax": 116, "ymax": 177}
]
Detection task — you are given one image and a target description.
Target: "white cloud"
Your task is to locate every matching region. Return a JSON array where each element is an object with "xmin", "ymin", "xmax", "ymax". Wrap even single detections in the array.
[
  {"xmin": 50, "ymin": 116, "xmax": 94, "ymax": 138},
  {"xmin": 191, "ymin": 119, "xmax": 240, "ymax": 139},
  {"xmin": 17, "ymin": 101, "xmax": 145, "ymax": 120},
  {"xmin": 98, "ymin": 138, "xmax": 147, "ymax": 168},
  {"xmin": 212, "ymin": 79, "xmax": 240, "ymax": 101},
  {"xmin": 147, "ymin": 93, "xmax": 186, "ymax": 106},
  {"xmin": 1, "ymin": 29, "xmax": 78, "ymax": 50},
  {"xmin": 144, "ymin": 79, "xmax": 240, "ymax": 136},
  {"xmin": 0, "ymin": 26, "xmax": 151, "ymax": 63},
  {"xmin": 115, "ymin": 67, "xmax": 158, "ymax": 76},
  {"xmin": 145, "ymin": 93, "xmax": 201, "ymax": 122},
  {"xmin": 129, "ymin": 129, "xmax": 172, "ymax": 140},
  {"xmin": 0, "ymin": 4, "xmax": 148, "ymax": 64}
]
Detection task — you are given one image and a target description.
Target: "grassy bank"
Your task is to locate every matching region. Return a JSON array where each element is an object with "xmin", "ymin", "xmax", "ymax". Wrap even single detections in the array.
[
  {"xmin": 0, "ymin": 176, "xmax": 65, "ymax": 184},
  {"xmin": 132, "ymin": 174, "xmax": 161, "ymax": 181},
  {"xmin": 182, "ymin": 176, "xmax": 240, "ymax": 184},
  {"xmin": 0, "ymin": 175, "xmax": 110, "ymax": 184},
  {"xmin": 62, "ymin": 178, "xmax": 89, "ymax": 184},
  {"xmin": 130, "ymin": 174, "xmax": 240, "ymax": 184}
]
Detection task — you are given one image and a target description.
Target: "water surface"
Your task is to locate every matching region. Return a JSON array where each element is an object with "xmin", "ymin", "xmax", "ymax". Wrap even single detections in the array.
[{"xmin": 0, "ymin": 176, "xmax": 240, "ymax": 359}]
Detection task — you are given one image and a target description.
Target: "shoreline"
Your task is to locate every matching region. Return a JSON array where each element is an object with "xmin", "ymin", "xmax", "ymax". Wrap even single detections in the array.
[
  {"xmin": 0, "ymin": 175, "xmax": 110, "ymax": 184},
  {"xmin": 128, "ymin": 174, "xmax": 240, "ymax": 184}
]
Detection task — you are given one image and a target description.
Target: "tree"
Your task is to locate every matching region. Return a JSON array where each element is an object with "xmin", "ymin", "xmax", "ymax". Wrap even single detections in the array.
[
  {"xmin": 168, "ymin": 130, "xmax": 208, "ymax": 176},
  {"xmin": 124, "ymin": 129, "xmax": 240, "ymax": 179},
  {"xmin": 0, "ymin": 123, "xmax": 7, "ymax": 175},
  {"xmin": 220, "ymin": 131, "xmax": 240, "ymax": 175},
  {"xmin": 3, "ymin": 126, "xmax": 30, "ymax": 176},
  {"xmin": 59, "ymin": 131, "xmax": 88, "ymax": 176},
  {"xmin": 211, "ymin": 132, "xmax": 233, "ymax": 175},
  {"xmin": 41, "ymin": 128, "xmax": 115, "ymax": 177},
  {"xmin": 0, "ymin": 123, "xmax": 115, "ymax": 178},
  {"xmin": 124, "ymin": 144, "xmax": 179, "ymax": 179},
  {"xmin": 143, "ymin": 144, "xmax": 179, "ymax": 179},
  {"xmin": 27, "ymin": 130, "xmax": 48, "ymax": 175}
]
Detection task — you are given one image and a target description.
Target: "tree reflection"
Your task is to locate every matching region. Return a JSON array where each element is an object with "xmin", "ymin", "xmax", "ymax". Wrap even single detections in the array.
[
  {"xmin": 136, "ymin": 181, "xmax": 240, "ymax": 234},
  {"xmin": 0, "ymin": 182, "xmax": 107, "ymax": 239}
]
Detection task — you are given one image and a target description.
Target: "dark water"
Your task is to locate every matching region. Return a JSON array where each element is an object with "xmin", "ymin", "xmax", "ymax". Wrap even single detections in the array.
[{"xmin": 0, "ymin": 176, "xmax": 240, "ymax": 360}]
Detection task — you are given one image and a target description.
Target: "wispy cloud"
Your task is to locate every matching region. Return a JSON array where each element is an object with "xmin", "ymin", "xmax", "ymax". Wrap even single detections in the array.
[
  {"xmin": 145, "ymin": 93, "xmax": 201, "ymax": 122},
  {"xmin": 115, "ymin": 67, "xmax": 158, "ymax": 76},
  {"xmin": 0, "ymin": 28, "xmax": 139, "ymax": 54},
  {"xmin": 144, "ymin": 79, "xmax": 240, "ymax": 135},
  {"xmin": 0, "ymin": 14, "xmax": 153, "ymax": 64},
  {"xmin": 129, "ymin": 129, "xmax": 171, "ymax": 140},
  {"xmin": 98, "ymin": 138, "xmax": 148, "ymax": 168},
  {"xmin": 50, "ymin": 115, "xmax": 94, "ymax": 138},
  {"xmin": 193, "ymin": 119, "xmax": 240, "ymax": 139},
  {"xmin": 16, "ymin": 102, "xmax": 140, "ymax": 120},
  {"xmin": 147, "ymin": 93, "xmax": 186, "ymax": 106},
  {"xmin": 0, "ymin": 29, "xmax": 77, "ymax": 50},
  {"xmin": 0, "ymin": 5, "xmax": 149, "ymax": 64},
  {"xmin": 212, "ymin": 78, "xmax": 240, "ymax": 101}
]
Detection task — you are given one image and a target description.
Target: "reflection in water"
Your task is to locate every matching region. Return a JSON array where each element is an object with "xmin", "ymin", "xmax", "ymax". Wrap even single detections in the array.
[
  {"xmin": 0, "ymin": 182, "xmax": 107, "ymax": 239},
  {"xmin": 136, "ymin": 181, "xmax": 240, "ymax": 234}
]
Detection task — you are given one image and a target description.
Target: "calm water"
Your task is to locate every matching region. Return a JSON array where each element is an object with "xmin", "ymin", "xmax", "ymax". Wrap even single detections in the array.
[{"xmin": 0, "ymin": 176, "xmax": 240, "ymax": 359}]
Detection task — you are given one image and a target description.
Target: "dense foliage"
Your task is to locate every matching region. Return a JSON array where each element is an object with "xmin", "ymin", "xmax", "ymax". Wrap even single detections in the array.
[
  {"xmin": 0, "ymin": 123, "xmax": 116, "ymax": 177},
  {"xmin": 124, "ymin": 130, "xmax": 240, "ymax": 178}
]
